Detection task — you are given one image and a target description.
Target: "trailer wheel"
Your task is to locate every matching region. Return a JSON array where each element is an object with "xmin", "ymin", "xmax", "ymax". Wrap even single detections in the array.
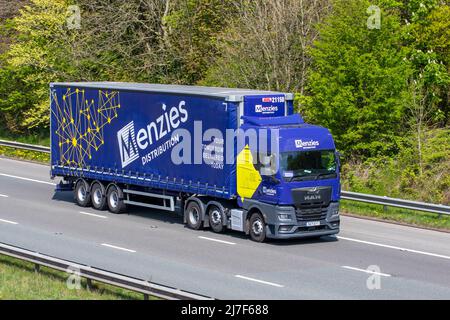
[
  {"xmin": 185, "ymin": 201, "xmax": 203, "ymax": 230},
  {"xmin": 91, "ymin": 182, "xmax": 107, "ymax": 210},
  {"xmin": 74, "ymin": 179, "xmax": 91, "ymax": 207},
  {"xmin": 106, "ymin": 184, "xmax": 126, "ymax": 214},
  {"xmin": 249, "ymin": 212, "xmax": 266, "ymax": 242},
  {"xmin": 208, "ymin": 205, "xmax": 225, "ymax": 233}
]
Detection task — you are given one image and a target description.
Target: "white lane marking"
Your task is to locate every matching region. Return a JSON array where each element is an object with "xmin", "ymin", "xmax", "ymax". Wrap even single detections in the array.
[
  {"xmin": 0, "ymin": 173, "xmax": 55, "ymax": 186},
  {"xmin": 198, "ymin": 236, "xmax": 236, "ymax": 245},
  {"xmin": 342, "ymin": 266, "xmax": 391, "ymax": 277},
  {"xmin": 337, "ymin": 236, "xmax": 450, "ymax": 261},
  {"xmin": 79, "ymin": 211, "xmax": 107, "ymax": 219},
  {"xmin": 235, "ymin": 275, "xmax": 284, "ymax": 288},
  {"xmin": 0, "ymin": 194, "xmax": 8, "ymax": 198},
  {"xmin": 0, "ymin": 218, "xmax": 18, "ymax": 225},
  {"xmin": 101, "ymin": 243, "xmax": 136, "ymax": 253}
]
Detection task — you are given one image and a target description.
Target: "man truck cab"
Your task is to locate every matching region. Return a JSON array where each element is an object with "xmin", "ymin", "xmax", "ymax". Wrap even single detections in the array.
[{"xmin": 237, "ymin": 114, "xmax": 340, "ymax": 241}]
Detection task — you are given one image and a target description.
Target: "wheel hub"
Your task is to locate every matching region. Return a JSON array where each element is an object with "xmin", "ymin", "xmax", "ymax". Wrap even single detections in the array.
[
  {"xmin": 252, "ymin": 219, "xmax": 263, "ymax": 235},
  {"xmin": 109, "ymin": 191, "xmax": 118, "ymax": 208},
  {"xmin": 189, "ymin": 207, "xmax": 199, "ymax": 225},
  {"xmin": 78, "ymin": 185, "xmax": 86, "ymax": 201},
  {"xmin": 211, "ymin": 210, "xmax": 221, "ymax": 225},
  {"xmin": 94, "ymin": 188, "xmax": 102, "ymax": 205}
]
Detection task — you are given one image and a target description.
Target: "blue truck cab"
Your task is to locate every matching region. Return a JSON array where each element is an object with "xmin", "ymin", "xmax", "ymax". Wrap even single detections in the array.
[
  {"xmin": 49, "ymin": 82, "xmax": 340, "ymax": 242},
  {"xmin": 237, "ymin": 114, "xmax": 340, "ymax": 241}
]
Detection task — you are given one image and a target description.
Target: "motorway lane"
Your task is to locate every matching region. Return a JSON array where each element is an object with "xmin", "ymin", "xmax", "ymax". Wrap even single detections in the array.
[{"xmin": 0, "ymin": 157, "xmax": 450, "ymax": 299}]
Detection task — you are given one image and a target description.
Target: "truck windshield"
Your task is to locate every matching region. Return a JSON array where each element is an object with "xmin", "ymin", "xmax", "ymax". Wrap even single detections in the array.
[{"xmin": 279, "ymin": 150, "xmax": 337, "ymax": 182}]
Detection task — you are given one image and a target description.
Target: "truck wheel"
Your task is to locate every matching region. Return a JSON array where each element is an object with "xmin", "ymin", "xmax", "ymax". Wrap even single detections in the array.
[
  {"xmin": 91, "ymin": 182, "xmax": 107, "ymax": 210},
  {"xmin": 249, "ymin": 212, "xmax": 266, "ymax": 242},
  {"xmin": 185, "ymin": 201, "xmax": 203, "ymax": 230},
  {"xmin": 106, "ymin": 184, "xmax": 126, "ymax": 214},
  {"xmin": 208, "ymin": 205, "xmax": 224, "ymax": 233},
  {"xmin": 74, "ymin": 179, "xmax": 91, "ymax": 207}
]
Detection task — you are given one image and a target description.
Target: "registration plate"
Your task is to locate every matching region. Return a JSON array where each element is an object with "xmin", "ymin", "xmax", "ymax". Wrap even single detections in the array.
[{"xmin": 306, "ymin": 221, "xmax": 321, "ymax": 227}]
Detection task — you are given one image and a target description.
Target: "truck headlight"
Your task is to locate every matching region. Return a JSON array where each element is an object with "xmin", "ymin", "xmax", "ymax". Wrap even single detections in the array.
[
  {"xmin": 278, "ymin": 213, "xmax": 291, "ymax": 221},
  {"xmin": 330, "ymin": 207, "xmax": 339, "ymax": 218}
]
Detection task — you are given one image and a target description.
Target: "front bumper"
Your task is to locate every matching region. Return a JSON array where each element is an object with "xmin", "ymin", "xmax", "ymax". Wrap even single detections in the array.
[{"xmin": 263, "ymin": 203, "xmax": 340, "ymax": 239}]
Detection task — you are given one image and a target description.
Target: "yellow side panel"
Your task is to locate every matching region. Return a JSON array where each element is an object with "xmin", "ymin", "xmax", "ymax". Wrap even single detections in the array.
[{"xmin": 236, "ymin": 145, "xmax": 262, "ymax": 200}]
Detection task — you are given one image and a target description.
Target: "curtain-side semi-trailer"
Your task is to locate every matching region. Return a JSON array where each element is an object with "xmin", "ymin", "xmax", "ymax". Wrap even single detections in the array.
[{"xmin": 50, "ymin": 82, "xmax": 341, "ymax": 242}]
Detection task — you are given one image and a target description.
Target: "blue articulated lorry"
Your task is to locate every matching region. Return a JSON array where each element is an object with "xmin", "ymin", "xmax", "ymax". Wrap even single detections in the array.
[{"xmin": 50, "ymin": 82, "xmax": 340, "ymax": 242}]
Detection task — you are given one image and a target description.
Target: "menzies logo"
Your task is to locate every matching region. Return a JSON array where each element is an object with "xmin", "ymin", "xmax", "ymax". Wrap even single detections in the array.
[
  {"xmin": 295, "ymin": 139, "xmax": 319, "ymax": 149},
  {"xmin": 255, "ymin": 105, "xmax": 279, "ymax": 114},
  {"xmin": 117, "ymin": 121, "xmax": 139, "ymax": 168},
  {"xmin": 116, "ymin": 101, "xmax": 189, "ymax": 168}
]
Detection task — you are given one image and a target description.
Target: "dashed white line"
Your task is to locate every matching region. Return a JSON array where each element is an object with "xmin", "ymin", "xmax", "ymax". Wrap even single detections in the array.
[
  {"xmin": 337, "ymin": 236, "xmax": 450, "ymax": 261},
  {"xmin": 198, "ymin": 236, "xmax": 236, "ymax": 245},
  {"xmin": 0, "ymin": 194, "xmax": 8, "ymax": 198},
  {"xmin": 101, "ymin": 243, "xmax": 136, "ymax": 253},
  {"xmin": 235, "ymin": 275, "xmax": 284, "ymax": 288},
  {"xmin": 79, "ymin": 211, "xmax": 107, "ymax": 219},
  {"xmin": 0, "ymin": 173, "xmax": 55, "ymax": 186},
  {"xmin": 0, "ymin": 218, "xmax": 18, "ymax": 225},
  {"xmin": 342, "ymin": 266, "xmax": 391, "ymax": 277}
]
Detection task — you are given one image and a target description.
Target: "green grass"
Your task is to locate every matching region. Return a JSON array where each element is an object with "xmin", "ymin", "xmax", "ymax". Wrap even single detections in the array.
[
  {"xmin": 0, "ymin": 254, "xmax": 149, "ymax": 300},
  {"xmin": 0, "ymin": 146, "xmax": 50, "ymax": 163},
  {"xmin": 341, "ymin": 199, "xmax": 450, "ymax": 231},
  {"xmin": 0, "ymin": 131, "xmax": 50, "ymax": 147}
]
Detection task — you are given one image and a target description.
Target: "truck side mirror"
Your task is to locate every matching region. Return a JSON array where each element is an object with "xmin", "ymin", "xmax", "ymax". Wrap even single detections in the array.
[{"xmin": 335, "ymin": 151, "xmax": 342, "ymax": 169}]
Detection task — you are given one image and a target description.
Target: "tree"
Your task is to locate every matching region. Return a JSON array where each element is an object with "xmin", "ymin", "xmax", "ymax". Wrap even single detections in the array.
[
  {"xmin": 305, "ymin": 0, "xmax": 413, "ymax": 158},
  {"xmin": 202, "ymin": 0, "xmax": 331, "ymax": 93},
  {"xmin": 1, "ymin": 0, "xmax": 77, "ymax": 132},
  {"xmin": 407, "ymin": 2, "xmax": 450, "ymax": 125},
  {"xmin": 164, "ymin": 0, "xmax": 235, "ymax": 84}
]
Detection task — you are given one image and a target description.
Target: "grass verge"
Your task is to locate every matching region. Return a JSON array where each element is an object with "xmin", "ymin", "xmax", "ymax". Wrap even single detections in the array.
[
  {"xmin": 0, "ymin": 254, "xmax": 150, "ymax": 300},
  {"xmin": 341, "ymin": 199, "xmax": 450, "ymax": 231},
  {"xmin": 0, "ymin": 132, "xmax": 50, "ymax": 147},
  {"xmin": 0, "ymin": 146, "xmax": 50, "ymax": 163}
]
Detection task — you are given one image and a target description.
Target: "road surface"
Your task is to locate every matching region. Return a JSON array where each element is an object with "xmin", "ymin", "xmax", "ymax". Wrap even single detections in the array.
[{"xmin": 0, "ymin": 157, "xmax": 449, "ymax": 299}]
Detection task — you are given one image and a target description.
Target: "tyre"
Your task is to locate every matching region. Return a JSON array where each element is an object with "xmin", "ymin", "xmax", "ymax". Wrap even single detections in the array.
[
  {"xmin": 208, "ymin": 205, "xmax": 225, "ymax": 233},
  {"xmin": 185, "ymin": 201, "xmax": 203, "ymax": 230},
  {"xmin": 91, "ymin": 182, "xmax": 107, "ymax": 210},
  {"xmin": 74, "ymin": 179, "xmax": 91, "ymax": 207},
  {"xmin": 249, "ymin": 212, "xmax": 266, "ymax": 242},
  {"xmin": 106, "ymin": 184, "xmax": 126, "ymax": 214}
]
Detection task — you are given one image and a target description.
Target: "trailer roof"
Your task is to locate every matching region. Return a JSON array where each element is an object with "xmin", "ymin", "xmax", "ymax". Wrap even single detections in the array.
[{"xmin": 50, "ymin": 82, "xmax": 293, "ymax": 101}]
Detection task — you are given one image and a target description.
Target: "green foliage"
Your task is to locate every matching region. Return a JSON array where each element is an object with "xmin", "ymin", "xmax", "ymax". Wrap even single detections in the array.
[
  {"xmin": 202, "ymin": 0, "xmax": 330, "ymax": 93},
  {"xmin": 0, "ymin": 0, "xmax": 77, "ymax": 133},
  {"xmin": 407, "ymin": 3, "xmax": 450, "ymax": 123},
  {"xmin": 341, "ymin": 200, "xmax": 450, "ymax": 231},
  {"xmin": 304, "ymin": 0, "xmax": 414, "ymax": 158},
  {"xmin": 164, "ymin": 0, "xmax": 234, "ymax": 84},
  {"xmin": 341, "ymin": 127, "xmax": 450, "ymax": 204}
]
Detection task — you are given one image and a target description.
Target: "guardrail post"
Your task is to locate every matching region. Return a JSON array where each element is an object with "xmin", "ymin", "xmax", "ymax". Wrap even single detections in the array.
[
  {"xmin": 34, "ymin": 263, "xmax": 40, "ymax": 273},
  {"xmin": 86, "ymin": 278, "xmax": 93, "ymax": 291},
  {"xmin": 143, "ymin": 293, "xmax": 149, "ymax": 300}
]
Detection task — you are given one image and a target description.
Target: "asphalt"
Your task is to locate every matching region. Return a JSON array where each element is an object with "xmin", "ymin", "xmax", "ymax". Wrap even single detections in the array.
[{"xmin": 0, "ymin": 157, "xmax": 449, "ymax": 299}]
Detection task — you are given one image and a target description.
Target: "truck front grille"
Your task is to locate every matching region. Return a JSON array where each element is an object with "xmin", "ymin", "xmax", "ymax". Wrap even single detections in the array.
[
  {"xmin": 291, "ymin": 186, "xmax": 332, "ymax": 222},
  {"xmin": 295, "ymin": 205, "xmax": 327, "ymax": 221}
]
